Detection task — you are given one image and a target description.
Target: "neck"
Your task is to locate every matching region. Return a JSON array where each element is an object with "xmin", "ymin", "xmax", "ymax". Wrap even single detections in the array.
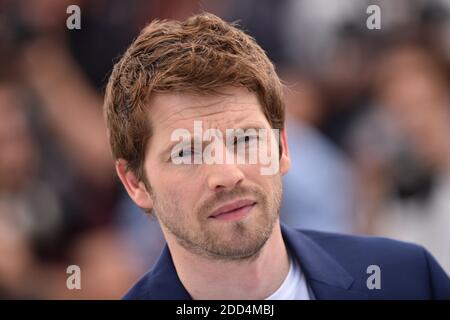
[{"xmin": 162, "ymin": 221, "xmax": 290, "ymax": 299}]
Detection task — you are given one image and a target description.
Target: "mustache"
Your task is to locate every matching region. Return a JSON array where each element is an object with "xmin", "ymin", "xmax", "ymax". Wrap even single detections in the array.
[{"xmin": 196, "ymin": 185, "xmax": 266, "ymax": 217}]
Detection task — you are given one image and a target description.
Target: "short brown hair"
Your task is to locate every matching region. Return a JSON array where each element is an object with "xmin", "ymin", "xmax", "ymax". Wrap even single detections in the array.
[{"xmin": 104, "ymin": 12, "xmax": 285, "ymax": 181}]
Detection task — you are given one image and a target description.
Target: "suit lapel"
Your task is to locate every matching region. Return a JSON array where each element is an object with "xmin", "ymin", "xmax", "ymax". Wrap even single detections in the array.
[{"xmin": 281, "ymin": 224, "xmax": 368, "ymax": 299}]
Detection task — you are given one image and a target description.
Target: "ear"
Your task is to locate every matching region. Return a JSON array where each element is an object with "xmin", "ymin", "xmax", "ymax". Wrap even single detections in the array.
[
  {"xmin": 115, "ymin": 159, "xmax": 153, "ymax": 210},
  {"xmin": 279, "ymin": 128, "xmax": 291, "ymax": 176}
]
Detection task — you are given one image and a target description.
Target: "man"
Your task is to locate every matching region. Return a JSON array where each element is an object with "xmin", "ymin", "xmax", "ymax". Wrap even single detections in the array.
[{"xmin": 103, "ymin": 13, "xmax": 450, "ymax": 299}]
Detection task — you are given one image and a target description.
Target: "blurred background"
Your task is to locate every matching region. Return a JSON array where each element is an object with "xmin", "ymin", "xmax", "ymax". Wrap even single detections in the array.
[{"xmin": 0, "ymin": 0, "xmax": 449, "ymax": 299}]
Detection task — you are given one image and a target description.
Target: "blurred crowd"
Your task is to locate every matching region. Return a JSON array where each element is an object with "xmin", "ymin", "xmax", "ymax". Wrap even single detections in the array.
[{"xmin": 0, "ymin": 0, "xmax": 449, "ymax": 298}]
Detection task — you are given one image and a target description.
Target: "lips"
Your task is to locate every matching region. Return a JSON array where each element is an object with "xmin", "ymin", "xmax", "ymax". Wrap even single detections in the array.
[{"xmin": 209, "ymin": 199, "xmax": 257, "ymax": 218}]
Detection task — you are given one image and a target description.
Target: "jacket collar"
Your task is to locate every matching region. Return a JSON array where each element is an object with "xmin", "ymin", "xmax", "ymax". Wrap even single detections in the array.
[
  {"xmin": 280, "ymin": 224, "xmax": 365, "ymax": 299},
  {"xmin": 144, "ymin": 224, "xmax": 361, "ymax": 299},
  {"xmin": 140, "ymin": 245, "xmax": 192, "ymax": 299}
]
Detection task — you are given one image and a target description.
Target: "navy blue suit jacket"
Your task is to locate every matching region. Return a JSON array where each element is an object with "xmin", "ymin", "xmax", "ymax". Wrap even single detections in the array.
[{"xmin": 124, "ymin": 224, "xmax": 450, "ymax": 299}]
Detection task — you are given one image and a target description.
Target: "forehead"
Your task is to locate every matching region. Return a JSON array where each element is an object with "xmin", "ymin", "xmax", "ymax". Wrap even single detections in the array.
[{"xmin": 148, "ymin": 87, "xmax": 270, "ymax": 133}]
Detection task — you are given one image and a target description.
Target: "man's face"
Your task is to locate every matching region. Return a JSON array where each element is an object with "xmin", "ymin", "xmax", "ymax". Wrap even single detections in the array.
[{"xmin": 139, "ymin": 87, "xmax": 290, "ymax": 261}]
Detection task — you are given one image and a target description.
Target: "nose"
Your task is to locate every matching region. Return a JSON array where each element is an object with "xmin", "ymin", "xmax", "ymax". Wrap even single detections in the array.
[{"xmin": 206, "ymin": 164, "xmax": 245, "ymax": 192}]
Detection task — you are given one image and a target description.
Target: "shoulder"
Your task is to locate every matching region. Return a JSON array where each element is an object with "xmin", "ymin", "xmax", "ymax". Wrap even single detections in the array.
[
  {"xmin": 122, "ymin": 246, "xmax": 192, "ymax": 300},
  {"xmin": 300, "ymin": 229, "xmax": 428, "ymax": 263},
  {"xmin": 123, "ymin": 272, "xmax": 154, "ymax": 300},
  {"xmin": 296, "ymin": 229, "xmax": 450, "ymax": 299}
]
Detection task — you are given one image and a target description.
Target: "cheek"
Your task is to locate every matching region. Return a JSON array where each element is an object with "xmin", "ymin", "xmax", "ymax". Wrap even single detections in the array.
[
  {"xmin": 254, "ymin": 170, "xmax": 282, "ymax": 191},
  {"xmin": 244, "ymin": 165, "xmax": 272, "ymax": 183},
  {"xmin": 153, "ymin": 175, "xmax": 197, "ymax": 212}
]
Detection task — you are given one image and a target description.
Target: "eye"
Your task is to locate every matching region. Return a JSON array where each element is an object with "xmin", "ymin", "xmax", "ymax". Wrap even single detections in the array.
[
  {"xmin": 178, "ymin": 149, "xmax": 192, "ymax": 158},
  {"xmin": 235, "ymin": 135, "xmax": 257, "ymax": 145}
]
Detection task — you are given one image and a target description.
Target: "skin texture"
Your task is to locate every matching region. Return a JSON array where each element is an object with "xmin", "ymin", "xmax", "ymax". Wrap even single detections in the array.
[{"xmin": 116, "ymin": 87, "xmax": 292, "ymax": 299}]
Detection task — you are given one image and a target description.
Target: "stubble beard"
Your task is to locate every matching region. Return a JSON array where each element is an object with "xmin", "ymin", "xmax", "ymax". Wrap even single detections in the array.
[{"xmin": 152, "ymin": 176, "xmax": 283, "ymax": 262}]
